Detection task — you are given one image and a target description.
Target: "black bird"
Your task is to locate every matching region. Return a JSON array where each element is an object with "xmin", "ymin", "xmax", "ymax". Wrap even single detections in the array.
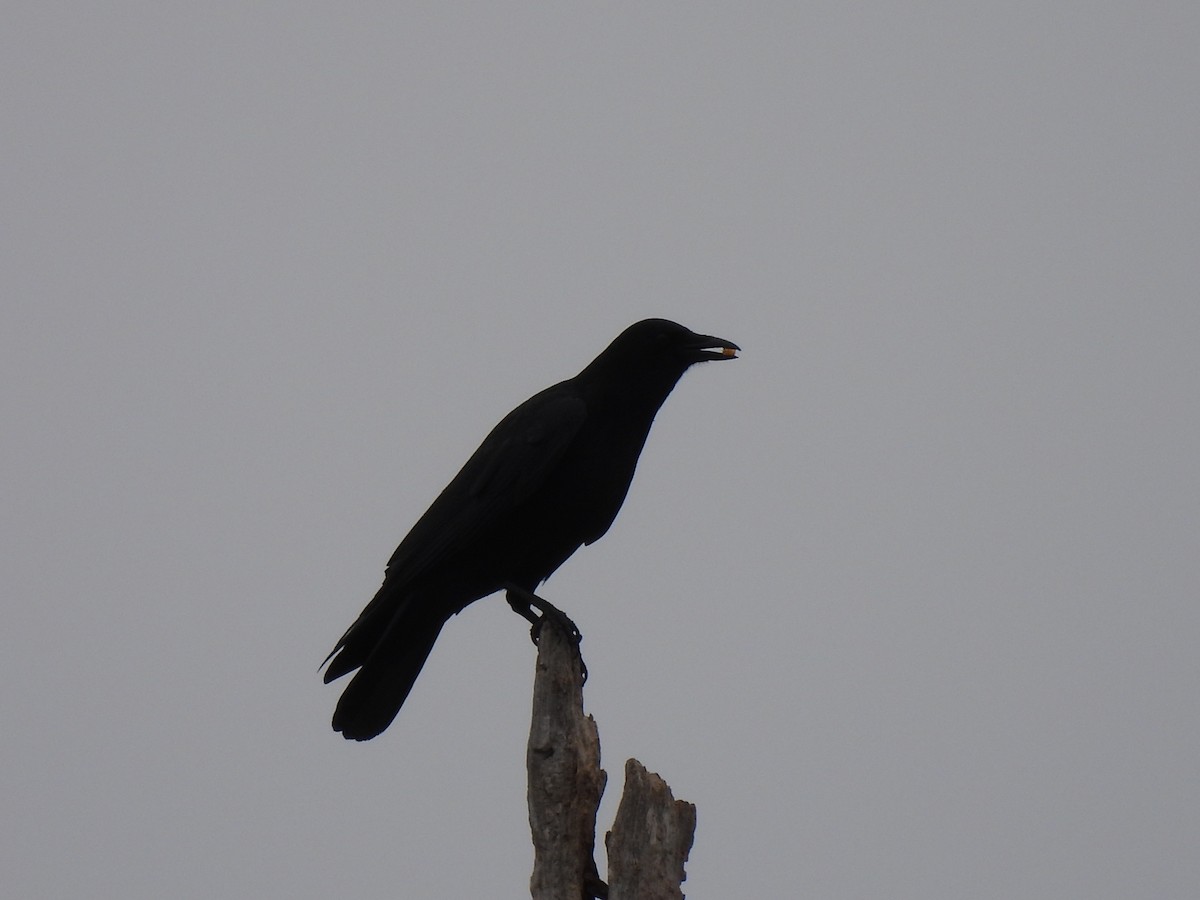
[{"xmin": 323, "ymin": 318, "xmax": 739, "ymax": 740}]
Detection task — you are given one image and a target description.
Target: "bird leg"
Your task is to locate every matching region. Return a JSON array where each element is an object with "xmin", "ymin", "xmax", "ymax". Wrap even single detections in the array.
[
  {"xmin": 504, "ymin": 584, "xmax": 588, "ymax": 684},
  {"xmin": 505, "ymin": 584, "xmax": 583, "ymax": 644}
]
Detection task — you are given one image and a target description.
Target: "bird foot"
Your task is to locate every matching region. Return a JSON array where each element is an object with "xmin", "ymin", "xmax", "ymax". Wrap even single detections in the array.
[
  {"xmin": 504, "ymin": 584, "xmax": 588, "ymax": 683},
  {"xmin": 505, "ymin": 585, "xmax": 582, "ymax": 642}
]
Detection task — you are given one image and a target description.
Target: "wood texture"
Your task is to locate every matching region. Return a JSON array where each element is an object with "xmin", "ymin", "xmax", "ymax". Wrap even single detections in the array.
[
  {"xmin": 526, "ymin": 618, "xmax": 696, "ymax": 899},
  {"xmin": 526, "ymin": 619, "xmax": 607, "ymax": 900},
  {"xmin": 606, "ymin": 759, "xmax": 697, "ymax": 900}
]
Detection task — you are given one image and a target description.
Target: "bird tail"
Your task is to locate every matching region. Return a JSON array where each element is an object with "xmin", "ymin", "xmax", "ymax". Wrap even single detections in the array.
[{"xmin": 327, "ymin": 608, "xmax": 448, "ymax": 741}]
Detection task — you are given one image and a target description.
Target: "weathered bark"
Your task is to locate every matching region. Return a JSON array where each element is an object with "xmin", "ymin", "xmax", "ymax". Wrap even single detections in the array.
[
  {"xmin": 526, "ymin": 618, "xmax": 696, "ymax": 899},
  {"xmin": 526, "ymin": 619, "xmax": 607, "ymax": 900},
  {"xmin": 605, "ymin": 759, "xmax": 696, "ymax": 900}
]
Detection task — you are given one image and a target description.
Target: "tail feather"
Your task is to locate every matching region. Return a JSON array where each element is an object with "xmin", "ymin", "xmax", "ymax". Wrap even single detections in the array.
[{"xmin": 330, "ymin": 611, "xmax": 446, "ymax": 740}]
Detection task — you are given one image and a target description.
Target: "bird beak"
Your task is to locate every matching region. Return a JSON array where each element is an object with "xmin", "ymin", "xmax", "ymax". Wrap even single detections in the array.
[{"xmin": 682, "ymin": 332, "xmax": 740, "ymax": 362}]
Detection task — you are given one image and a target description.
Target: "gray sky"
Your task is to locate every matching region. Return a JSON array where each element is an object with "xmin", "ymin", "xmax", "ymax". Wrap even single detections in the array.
[{"xmin": 4, "ymin": 3, "xmax": 1198, "ymax": 898}]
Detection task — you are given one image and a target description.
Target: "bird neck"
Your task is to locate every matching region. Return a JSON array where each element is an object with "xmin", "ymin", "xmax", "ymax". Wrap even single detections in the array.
[{"xmin": 576, "ymin": 360, "xmax": 688, "ymax": 424}]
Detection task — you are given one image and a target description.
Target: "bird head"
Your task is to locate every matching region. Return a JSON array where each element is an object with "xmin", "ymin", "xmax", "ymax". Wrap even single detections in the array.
[
  {"xmin": 575, "ymin": 319, "xmax": 739, "ymax": 406},
  {"xmin": 616, "ymin": 318, "xmax": 740, "ymax": 366}
]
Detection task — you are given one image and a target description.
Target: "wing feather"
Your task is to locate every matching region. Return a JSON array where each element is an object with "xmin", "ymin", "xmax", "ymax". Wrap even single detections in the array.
[
  {"xmin": 381, "ymin": 385, "xmax": 587, "ymax": 584},
  {"xmin": 323, "ymin": 385, "xmax": 587, "ymax": 676}
]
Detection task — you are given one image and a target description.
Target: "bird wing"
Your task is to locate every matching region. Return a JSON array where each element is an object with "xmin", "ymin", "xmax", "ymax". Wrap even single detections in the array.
[
  {"xmin": 381, "ymin": 383, "xmax": 587, "ymax": 587},
  {"xmin": 323, "ymin": 384, "xmax": 587, "ymax": 679}
]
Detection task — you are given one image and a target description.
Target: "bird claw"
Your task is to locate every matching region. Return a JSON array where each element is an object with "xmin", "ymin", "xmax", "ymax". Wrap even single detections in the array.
[
  {"xmin": 506, "ymin": 584, "xmax": 588, "ymax": 683},
  {"xmin": 529, "ymin": 607, "xmax": 583, "ymax": 646},
  {"xmin": 506, "ymin": 585, "xmax": 582, "ymax": 642}
]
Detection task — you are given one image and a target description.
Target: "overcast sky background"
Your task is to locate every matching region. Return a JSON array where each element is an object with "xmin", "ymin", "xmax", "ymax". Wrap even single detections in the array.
[{"xmin": 4, "ymin": 3, "xmax": 1198, "ymax": 898}]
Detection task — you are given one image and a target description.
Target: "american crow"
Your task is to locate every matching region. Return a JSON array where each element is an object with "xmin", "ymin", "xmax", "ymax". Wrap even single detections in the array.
[{"xmin": 323, "ymin": 318, "xmax": 739, "ymax": 739}]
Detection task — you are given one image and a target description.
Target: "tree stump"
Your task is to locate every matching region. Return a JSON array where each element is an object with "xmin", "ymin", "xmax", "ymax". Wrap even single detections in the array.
[
  {"xmin": 526, "ymin": 619, "xmax": 695, "ymax": 899},
  {"xmin": 606, "ymin": 759, "xmax": 696, "ymax": 900}
]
